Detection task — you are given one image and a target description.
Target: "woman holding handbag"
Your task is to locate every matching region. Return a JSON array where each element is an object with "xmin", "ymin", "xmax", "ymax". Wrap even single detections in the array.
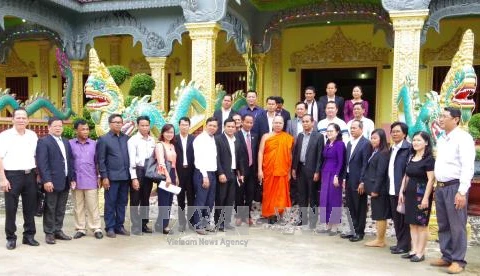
[
  {"xmin": 398, "ymin": 131, "xmax": 435, "ymax": 262},
  {"xmin": 154, "ymin": 124, "xmax": 179, "ymax": 234}
]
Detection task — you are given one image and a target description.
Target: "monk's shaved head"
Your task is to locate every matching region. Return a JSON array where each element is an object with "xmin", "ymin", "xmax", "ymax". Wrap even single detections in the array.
[{"xmin": 273, "ymin": 115, "xmax": 284, "ymax": 123}]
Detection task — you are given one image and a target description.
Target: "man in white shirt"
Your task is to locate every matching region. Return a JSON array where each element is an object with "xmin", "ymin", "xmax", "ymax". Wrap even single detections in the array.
[
  {"xmin": 127, "ymin": 116, "xmax": 156, "ymax": 235},
  {"xmin": 317, "ymin": 101, "xmax": 349, "ymax": 143},
  {"xmin": 0, "ymin": 108, "xmax": 39, "ymax": 250},
  {"xmin": 387, "ymin": 122, "xmax": 412, "ymax": 255},
  {"xmin": 213, "ymin": 94, "xmax": 237, "ymax": 135},
  {"xmin": 213, "ymin": 118, "xmax": 244, "ymax": 231},
  {"xmin": 192, "ymin": 117, "xmax": 219, "ymax": 235},
  {"xmin": 304, "ymin": 86, "xmax": 319, "ymax": 122},
  {"xmin": 431, "ymin": 107, "xmax": 475, "ymax": 274},
  {"xmin": 175, "ymin": 117, "xmax": 196, "ymax": 232},
  {"xmin": 346, "ymin": 102, "xmax": 374, "ymax": 139}
]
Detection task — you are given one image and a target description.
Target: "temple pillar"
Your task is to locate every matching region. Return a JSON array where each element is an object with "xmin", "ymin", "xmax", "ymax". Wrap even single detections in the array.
[
  {"xmin": 185, "ymin": 22, "xmax": 220, "ymax": 117},
  {"xmin": 70, "ymin": 60, "xmax": 85, "ymax": 116},
  {"xmin": 38, "ymin": 41, "xmax": 51, "ymax": 95},
  {"xmin": 0, "ymin": 64, "xmax": 6, "ymax": 90},
  {"xmin": 253, "ymin": 53, "xmax": 266, "ymax": 103},
  {"xmin": 146, "ymin": 56, "xmax": 168, "ymax": 112},
  {"xmin": 109, "ymin": 36, "xmax": 122, "ymax": 65},
  {"xmin": 389, "ymin": 10, "xmax": 429, "ymax": 122}
]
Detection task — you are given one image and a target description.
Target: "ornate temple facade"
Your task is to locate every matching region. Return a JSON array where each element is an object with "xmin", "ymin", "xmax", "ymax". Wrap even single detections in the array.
[{"xmin": 0, "ymin": 0, "xmax": 479, "ymax": 129}]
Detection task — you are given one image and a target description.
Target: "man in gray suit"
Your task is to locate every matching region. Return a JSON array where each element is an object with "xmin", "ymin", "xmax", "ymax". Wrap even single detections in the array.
[
  {"xmin": 286, "ymin": 102, "xmax": 308, "ymax": 140},
  {"xmin": 291, "ymin": 114, "xmax": 324, "ymax": 228}
]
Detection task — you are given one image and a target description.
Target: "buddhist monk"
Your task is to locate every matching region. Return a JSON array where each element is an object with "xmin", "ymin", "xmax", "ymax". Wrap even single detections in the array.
[{"xmin": 258, "ymin": 115, "xmax": 294, "ymax": 224}]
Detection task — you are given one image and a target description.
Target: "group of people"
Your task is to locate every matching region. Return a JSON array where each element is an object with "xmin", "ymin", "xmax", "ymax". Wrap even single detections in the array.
[{"xmin": 0, "ymin": 82, "xmax": 475, "ymax": 274}]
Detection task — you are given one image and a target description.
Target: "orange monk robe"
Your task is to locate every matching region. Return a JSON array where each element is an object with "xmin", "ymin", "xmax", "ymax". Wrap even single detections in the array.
[{"xmin": 262, "ymin": 132, "xmax": 294, "ymax": 217}]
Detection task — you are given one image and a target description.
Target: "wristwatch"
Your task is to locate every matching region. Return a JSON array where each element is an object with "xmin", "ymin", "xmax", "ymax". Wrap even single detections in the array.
[{"xmin": 458, "ymin": 191, "xmax": 466, "ymax": 196}]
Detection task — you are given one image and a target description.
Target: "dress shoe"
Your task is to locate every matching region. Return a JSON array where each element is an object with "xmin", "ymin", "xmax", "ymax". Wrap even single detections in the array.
[
  {"xmin": 328, "ymin": 231, "xmax": 339, "ymax": 236},
  {"xmin": 410, "ymin": 255, "xmax": 425, "ymax": 262},
  {"xmin": 224, "ymin": 224, "xmax": 235, "ymax": 230},
  {"xmin": 54, "ymin": 231, "xmax": 72, "ymax": 240},
  {"xmin": 447, "ymin": 262, "xmax": 464, "ymax": 274},
  {"xmin": 131, "ymin": 229, "xmax": 143, "ymax": 236},
  {"xmin": 315, "ymin": 229, "xmax": 330, "ymax": 234},
  {"xmin": 22, "ymin": 237, "xmax": 40, "ymax": 246},
  {"xmin": 106, "ymin": 230, "xmax": 116, "ymax": 238},
  {"xmin": 349, "ymin": 234, "xmax": 364, "ymax": 242},
  {"xmin": 401, "ymin": 252, "xmax": 416, "ymax": 259},
  {"xmin": 178, "ymin": 225, "xmax": 186, "ymax": 232},
  {"xmin": 163, "ymin": 227, "xmax": 173, "ymax": 235},
  {"xmin": 73, "ymin": 232, "xmax": 86, "ymax": 239},
  {"xmin": 235, "ymin": 218, "xmax": 242, "ymax": 226},
  {"xmin": 340, "ymin": 233, "xmax": 353, "ymax": 239},
  {"xmin": 389, "ymin": 245, "xmax": 398, "ymax": 251},
  {"xmin": 391, "ymin": 248, "xmax": 407, "ymax": 254},
  {"xmin": 115, "ymin": 227, "xmax": 130, "ymax": 236},
  {"xmin": 430, "ymin": 258, "xmax": 451, "ymax": 267},
  {"xmin": 142, "ymin": 226, "xmax": 153, "ymax": 234},
  {"xmin": 195, "ymin": 229, "xmax": 207, "ymax": 235},
  {"xmin": 45, "ymin": 234, "xmax": 56, "ymax": 244},
  {"xmin": 94, "ymin": 231, "xmax": 103, "ymax": 239},
  {"xmin": 248, "ymin": 219, "xmax": 254, "ymax": 226},
  {"xmin": 218, "ymin": 227, "xmax": 225, "ymax": 232},
  {"xmin": 6, "ymin": 240, "xmax": 16, "ymax": 250}
]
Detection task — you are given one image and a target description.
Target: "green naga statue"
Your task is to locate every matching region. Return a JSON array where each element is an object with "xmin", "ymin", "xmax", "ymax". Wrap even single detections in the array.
[
  {"xmin": 0, "ymin": 48, "xmax": 73, "ymax": 119},
  {"xmin": 84, "ymin": 48, "xmax": 247, "ymax": 137},
  {"xmin": 396, "ymin": 29, "xmax": 477, "ymax": 143}
]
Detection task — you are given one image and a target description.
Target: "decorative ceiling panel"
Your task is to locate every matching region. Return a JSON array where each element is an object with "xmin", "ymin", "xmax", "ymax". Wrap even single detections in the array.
[{"xmin": 249, "ymin": 0, "xmax": 381, "ymax": 11}]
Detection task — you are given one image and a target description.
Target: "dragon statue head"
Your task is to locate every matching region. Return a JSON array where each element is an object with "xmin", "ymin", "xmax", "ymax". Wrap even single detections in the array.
[
  {"xmin": 440, "ymin": 29, "xmax": 477, "ymax": 126},
  {"xmin": 214, "ymin": 83, "xmax": 247, "ymax": 112},
  {"xmin": 121, "ymin": 95, "xmax": 166, "ymax": 137},
  {"xmin": 168, "ymin": 80, "xmax": 207, "ymax": 132},
  {"xmin": 84, "ymin": 48, "xmax": 124, "ymax": 135}
]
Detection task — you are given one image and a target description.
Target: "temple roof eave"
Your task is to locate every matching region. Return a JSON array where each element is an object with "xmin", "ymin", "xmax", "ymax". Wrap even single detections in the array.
[{"xmin": 46, "ymin": 0, "xmax": 182, "ymax": 13}]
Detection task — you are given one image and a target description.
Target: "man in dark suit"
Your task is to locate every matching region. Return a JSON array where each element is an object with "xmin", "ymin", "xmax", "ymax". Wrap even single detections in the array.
[
  {"xmin": 213, "ymin": 94, "xmax": 237, "ymax": 135},
  {"xmin": 341, "ymin": 120, "xmax": 372, "ymax": 242},
  {"xmin": 318, "ymin": 82, "xmax": 345, "ymax": 120},
  {"xmin": 235, "ymin": 114, "xmax": 258, "ymax": 226},
  {"xmin": 252, "ymin": 96, "xmax": 278, "ymax": 140},
  {"xmin": 175, "ymin": 117, "xmax": 196, "ymax": 232},
  {"xmin": 291, "ymin": 114, "xmax": 323, "ymax": 228},
  {"xmin": 214, "ymin": 118, "xmax": 244, "ymax": 231},
  {"xmin": 96, "ymin": 114, "xmax": 131, "ymax": 238},
  {"xmin": 388, "ymin": 122, "xmax": 412, "ymax": 254},
  {"xmin": 286, "ymin": 102, "xmax": 308, "ymax": 140},
  {"xmin": 275, "ymin": 96, "xmax": 291, "ymax": 131},
  {"xmin": 36, "ymin": 117, "xmax": 75, "ymax": 244}
]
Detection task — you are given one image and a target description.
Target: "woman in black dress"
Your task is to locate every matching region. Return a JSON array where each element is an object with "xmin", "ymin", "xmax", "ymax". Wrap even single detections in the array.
[
  {"xmin": 364, "ymin": 129, "xmax": 391, "ymax": 248},
  {"xmin": 399, "ymin": 131, "xmax": 435, "ymax": 262}
]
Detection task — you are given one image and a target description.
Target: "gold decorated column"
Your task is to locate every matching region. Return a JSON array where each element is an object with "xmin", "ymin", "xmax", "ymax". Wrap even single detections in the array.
[
  {"xmin": 109, "ymin": 36, "xmax": 122, "ymax": 65},
  {"xmin": 70, "ymin": 60, "xmax": 85, "ymax": 116},
  {"xmin": 389, "ymin": 10, "xmax": 429, "ymax": 121},
  {"xmin": 0, "ymin": 64, "xmax": 6, "ymax": 90},
  {"xmin": 253, "ymin": 53, "xmax": 266, "ymax": 103},
  {"xmin": 146, "ymin": 56, "xmax": 168, "ymax": 112},
  {"xmin": 185, "ymin": 22, "xmax": 220, "ymax": 117},
  {"xmin": 38, "ymin": 41, "xmax": 51, "ymax": 94}
]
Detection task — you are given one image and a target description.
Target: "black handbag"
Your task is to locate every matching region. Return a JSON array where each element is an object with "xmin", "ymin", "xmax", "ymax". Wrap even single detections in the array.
[{"xmin": 144, "ymin": 143, "xmax": 171, "ymax": 182}]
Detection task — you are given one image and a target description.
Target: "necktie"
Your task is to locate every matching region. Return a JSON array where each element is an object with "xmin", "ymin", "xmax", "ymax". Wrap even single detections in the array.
[
  {"xmin": 310, "ymin": 102, "xmax": 314, "ymax": 115},
  {"xmin": 246, "ymin": 133, "xmax": 253, "ymax": 166}
]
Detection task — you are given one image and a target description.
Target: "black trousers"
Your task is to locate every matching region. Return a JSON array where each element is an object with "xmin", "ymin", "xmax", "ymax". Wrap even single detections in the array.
[
  {"xmin": 390, "ymin": 195, "xmax": 411, "ymax": 251},
  {"xmin": 130, "ymin": 167, "xmax": 153, "ymax": 231},
  {"xmin": 297, "ymin": 165, "xmax": 319, "ymax": 226},
  {"xmin": 290, "ymin": 178, "xmax": 299, "ymax": 205},
  {"xmin": 4, "ymin": 170, "xmax": 37, "ymax": 241},
  {"xmin": 43, "ymin": 184, "xmax": 69, "ymax": 235},
  {"xmin": 345, "ymin": 175, "xmax": 367, "ymax": 236},
  {"xmin": 176, "ymin": 165, "xmax": 195, "ymax": 228},
  {"xmin": 235, "ymin": 167, "xmax": 255, "ymax": 219},
  {"xmin": 214, "ymin": 174, "xmax": 236, "ymax": 227}
]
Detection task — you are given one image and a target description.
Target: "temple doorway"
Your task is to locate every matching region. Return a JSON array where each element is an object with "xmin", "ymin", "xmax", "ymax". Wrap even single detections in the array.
[{"xmin": 301, "ymin": 67, "xmax": 377, "ymax": 122}]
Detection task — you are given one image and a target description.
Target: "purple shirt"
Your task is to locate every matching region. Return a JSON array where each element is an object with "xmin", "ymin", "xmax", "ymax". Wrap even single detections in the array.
[{"xmin": 69, "ymin": 138, "xmax": 98, "ymax": 190}]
